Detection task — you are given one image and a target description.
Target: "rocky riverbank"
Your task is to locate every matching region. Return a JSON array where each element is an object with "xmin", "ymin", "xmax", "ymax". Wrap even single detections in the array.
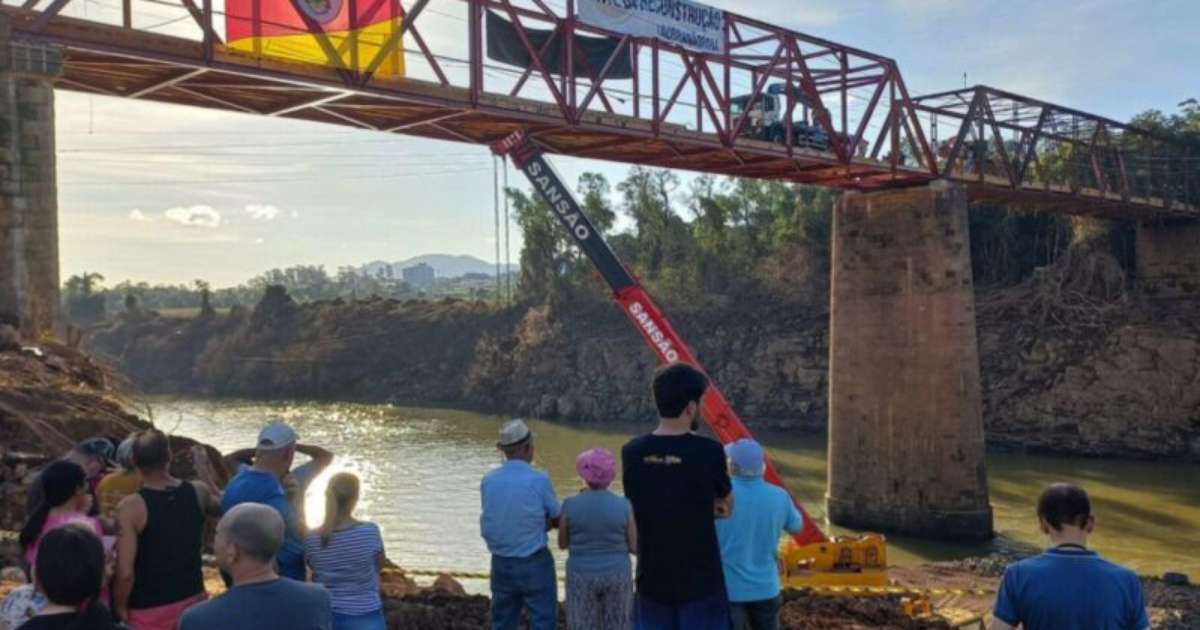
[
  {"xmin": 8, "ymin": 561, "xmax": 1190, "ymax": 630},
  {"xmin": 86, "ymin": 253, "xmax": 1200, "ymax": 462},
  {"xmin": 0, "ymin": 328, "xmax": 227, "ymax": 532}
]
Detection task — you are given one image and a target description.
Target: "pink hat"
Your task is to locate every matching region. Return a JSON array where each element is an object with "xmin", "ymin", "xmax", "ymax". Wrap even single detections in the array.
[{"xmin": 576, "ymin": 448, "xmax": 617, "ymax": 488}]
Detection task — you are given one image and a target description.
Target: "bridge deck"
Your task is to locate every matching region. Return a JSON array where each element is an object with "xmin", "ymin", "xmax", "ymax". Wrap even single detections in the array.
[{"xmin": 4, "ymin": 6, "xmax": 1196, "ymax": 220}]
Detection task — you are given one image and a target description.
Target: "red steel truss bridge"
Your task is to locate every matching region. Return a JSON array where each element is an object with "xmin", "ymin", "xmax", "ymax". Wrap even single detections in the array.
[{"xmin": 4, "ymin": 0, "xmax": 1196, "ymax": 219}]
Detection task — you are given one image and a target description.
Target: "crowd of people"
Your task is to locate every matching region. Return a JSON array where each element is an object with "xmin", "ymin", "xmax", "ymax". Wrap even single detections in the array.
[{"xmin": 0, "ymin": 362, "xmax": 1153, "ymax": 630}]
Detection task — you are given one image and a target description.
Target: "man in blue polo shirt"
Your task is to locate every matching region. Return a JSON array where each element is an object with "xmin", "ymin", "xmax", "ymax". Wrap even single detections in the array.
[
  {"xmin": 480, "ymin": 419, "xmax": 561, "ymax": 630},
  {"xmin": 221, "ymin": 422, "xmax": 309, "ymax": 581},
  {"xmin": 992, "ymin": 482, "xmax": 1150, "ymax": 630},
  {"xmin": 715, "ymin": 438, "xmax": 804, "ymax": 630}
]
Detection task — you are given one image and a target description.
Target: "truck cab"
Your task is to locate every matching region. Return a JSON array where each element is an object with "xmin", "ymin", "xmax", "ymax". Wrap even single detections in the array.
[{"xmin": 731, "ymin": 83, "xmax": 829, "ymax": 150}]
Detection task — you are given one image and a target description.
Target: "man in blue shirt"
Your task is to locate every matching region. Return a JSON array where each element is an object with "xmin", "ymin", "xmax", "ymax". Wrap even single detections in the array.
[
  {"xmin": 992, "ymin": 482, "xmax": 1150, "ymax": 630},
  {"xmin": 221, "ymin": 422, "xmax": 311, "ymax": 581},
  {"xmin": 480, "ymin": 419, "xmax": 561, "ymax": 630},
  {"xmin": 715, "ymin": 439, "xmax": 803, "ymax": 630}
]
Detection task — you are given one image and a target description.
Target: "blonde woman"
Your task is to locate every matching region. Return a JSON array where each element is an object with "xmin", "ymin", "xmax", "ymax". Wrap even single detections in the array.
[{"xmin": 303, "ymin": 474, "xmax": 385, "ymax": 630}]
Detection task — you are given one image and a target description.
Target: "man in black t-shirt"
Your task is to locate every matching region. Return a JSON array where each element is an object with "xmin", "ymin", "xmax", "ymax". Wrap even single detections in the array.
[{"xmin": 622, "ymin": 363, "xmax": 734, "ymax": 630}]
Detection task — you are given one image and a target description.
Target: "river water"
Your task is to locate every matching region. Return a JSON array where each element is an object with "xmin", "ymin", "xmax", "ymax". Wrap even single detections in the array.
[{"xmin": 146, "ymin": 397, "xmax": 1199, "ymax": 583}]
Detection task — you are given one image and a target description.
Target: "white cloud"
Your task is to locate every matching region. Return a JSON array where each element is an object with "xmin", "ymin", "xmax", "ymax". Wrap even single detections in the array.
[
  {"xmin": 290, "ymin": 209, "xmax": 300, "ymax": 219},
  {"xmin": 164, "ymin": 205, "xmax": 222, "ymax": 228},
  {"xmin": 127, "ymin": 209, "xmax": 152, "ymax": 222},
  {"xmin": 254, "ymin": 237, "xmax": 266, "ymax": 244},
  {"xmin": 245, "ymin": 204, "xmax": 282, "ymax": 221}
]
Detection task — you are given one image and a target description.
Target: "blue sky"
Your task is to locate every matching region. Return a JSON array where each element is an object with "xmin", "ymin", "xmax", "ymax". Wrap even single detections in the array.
[{"xmin": 57, "ymin": 0, "xmax": 1199, "ymax": 286}]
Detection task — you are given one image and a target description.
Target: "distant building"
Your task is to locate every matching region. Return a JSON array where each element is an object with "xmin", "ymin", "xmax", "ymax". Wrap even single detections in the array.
[{"xmin": 402, "ymin": 262, "xmax": 435, "ymax": 289}]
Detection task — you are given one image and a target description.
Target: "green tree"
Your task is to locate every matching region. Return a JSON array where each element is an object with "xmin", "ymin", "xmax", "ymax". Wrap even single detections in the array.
[{"xmin": 577, "ymin": 172, "xmax": 616, "ymax": 235}]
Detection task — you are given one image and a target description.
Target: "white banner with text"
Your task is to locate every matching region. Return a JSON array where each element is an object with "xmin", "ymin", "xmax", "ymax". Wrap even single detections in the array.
[{"xmin": 578, "ymin": 0, "xmax": 726, "ymax": 55}]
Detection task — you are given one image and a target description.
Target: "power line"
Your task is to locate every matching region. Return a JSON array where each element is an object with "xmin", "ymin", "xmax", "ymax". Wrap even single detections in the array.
[{"xmin": 59, "ymin": 166, "xmax": 491, "ymax": 186}]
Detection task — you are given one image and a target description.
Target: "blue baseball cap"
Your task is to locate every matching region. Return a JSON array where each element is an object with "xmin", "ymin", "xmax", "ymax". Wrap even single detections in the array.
[{"xmin": 726, "ymin": 438, "xmax": 765, "ymax": 476}]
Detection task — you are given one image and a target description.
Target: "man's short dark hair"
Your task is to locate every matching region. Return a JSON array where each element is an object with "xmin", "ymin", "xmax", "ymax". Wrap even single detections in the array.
[
  {"xmin": 652, "ymin": 363, "xmax": 709, "ymax": 419},
  {"xmin": 132, "ymin": 430, "xmax": 171, "ymax": 471},
  {"xmin": 1037, "ymin": 482, "xmax": 1091, "ymax": 531}
]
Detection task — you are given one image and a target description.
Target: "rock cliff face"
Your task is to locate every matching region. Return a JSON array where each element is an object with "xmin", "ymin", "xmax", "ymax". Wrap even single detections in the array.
[
  {"xmin": 87, "ymin": 273, "xmax": 1200, "ymax": 462},
  {"xmin": 982, "ymin": 314, "xmax": 1200, "ymax": 459}
]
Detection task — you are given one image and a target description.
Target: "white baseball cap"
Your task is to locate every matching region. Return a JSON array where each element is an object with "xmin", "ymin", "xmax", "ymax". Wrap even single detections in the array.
[
  {"xmin": 257, "ymin": 421, "xmax": 298, "ymax": 450},
  {"xmin": 497, "ymin": 419, "xmax": 533, "ymax": 448}
]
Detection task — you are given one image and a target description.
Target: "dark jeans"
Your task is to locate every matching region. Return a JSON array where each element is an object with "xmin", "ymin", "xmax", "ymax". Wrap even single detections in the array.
[
  {"xmin": 731, "ymin": 596, "xmax": 781, "ymax": 630},
  {"xmin": 634, "ymin": 590, "xmax": 732, "ymax": 630},
  {"xmin": 490, "ymin": 547, "xmax": 557, "ymax": 630}
]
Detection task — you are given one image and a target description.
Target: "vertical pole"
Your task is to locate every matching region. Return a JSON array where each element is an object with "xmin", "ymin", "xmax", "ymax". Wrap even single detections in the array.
[
  {"xmin": 503, "ymin": 157, "xmax": 512, "ymax": 303},
  {"xmin": 493, "ymin": 155, "xmax": 501, "ymax": 303},
  {"xmin": 469, "ymin": 0, "xmax": 482, "ymax": 107},
  {"xmin": 889, "ymin": 80, "xmax": 898, "ymax": 172},
  {"xmin": 651, "ymin": 39, "xmax": 660, "ymax": 137},
  {"xmin": 632, "ymin": 41, "xmax": 640, "ymax": 119},
  {"xmin": 122, "ymin": 0, "xmax": 131, "ymax": 28},
  {"xmin": 202, "ymin": 0, "xmax": 213, "ymax": 62},
  {"xmin": 722, "ymin": 16, "xmax": 731, "ymax": 139},
  {"xmin": 564, "ymin": 0, "xmax": 574, "ymax": 114},
  {"xmin": 840, "ymin": 51, "xmax": 848, "ymax": 138}
]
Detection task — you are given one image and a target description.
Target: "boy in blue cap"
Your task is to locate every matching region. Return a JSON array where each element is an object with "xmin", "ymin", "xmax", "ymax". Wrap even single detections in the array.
[{"xmin": 715, "ymin": 439, "xmax": 804, "ymax": 630}]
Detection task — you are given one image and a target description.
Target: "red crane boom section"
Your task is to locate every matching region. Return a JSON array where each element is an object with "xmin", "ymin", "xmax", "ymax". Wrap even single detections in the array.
[{"xmin": 493, "ymin": 130, "xmax": 827, "ymax": 545}]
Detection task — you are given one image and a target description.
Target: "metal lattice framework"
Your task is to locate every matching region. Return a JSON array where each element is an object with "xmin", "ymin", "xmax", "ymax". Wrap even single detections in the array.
[
  {"xmin": 913, "ymin": 86, "xmax": 1200, "ymax": 217},
  {"xmin": 2, "ymin": 0, "xmax": 1197, "ymax": 218}
]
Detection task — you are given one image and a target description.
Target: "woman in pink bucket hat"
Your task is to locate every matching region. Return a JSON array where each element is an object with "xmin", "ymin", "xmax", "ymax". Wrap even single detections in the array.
[{"xmin": 557, "ymin": 448, "xmax": 637, "ymax": 630}]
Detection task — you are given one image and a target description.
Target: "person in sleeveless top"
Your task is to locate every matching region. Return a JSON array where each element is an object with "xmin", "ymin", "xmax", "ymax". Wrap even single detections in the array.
[
  {"xmin": 304, "ymin": 473, "xmax": 387, "ymax": 630},
  {"xmin": 558, "ymin": 448, "xmax": 637, "ymax": 630},
  {"xmin": 113, "ymin": 430, "xmax": 222, "ymax": 630}
]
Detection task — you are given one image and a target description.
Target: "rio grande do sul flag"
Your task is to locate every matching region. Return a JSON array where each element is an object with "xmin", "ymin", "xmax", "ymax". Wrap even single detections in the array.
[{"xmin": 225, "ymin": 0, "xmax": 405, "ymax": 77}]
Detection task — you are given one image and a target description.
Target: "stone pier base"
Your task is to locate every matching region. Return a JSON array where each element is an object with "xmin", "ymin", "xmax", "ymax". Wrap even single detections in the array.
[
  {"xmin": 0, "ymin": 19, "xmax": 63, "ymax": 339},
  {"xmin": 827, "ymin": 181, "xmax": 993, "ymax": 542}
]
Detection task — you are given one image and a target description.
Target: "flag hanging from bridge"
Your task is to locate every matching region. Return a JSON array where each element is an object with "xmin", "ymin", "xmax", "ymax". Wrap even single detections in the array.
[{"xmin": 225, "ymin": 0, "xmax": 405, "ymax": 77}]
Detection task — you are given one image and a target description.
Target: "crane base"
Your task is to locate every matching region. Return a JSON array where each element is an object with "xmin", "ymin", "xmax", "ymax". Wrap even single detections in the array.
[{"xmin": 780, "ymin": 534, "xmax": 890, "ymax": 588}]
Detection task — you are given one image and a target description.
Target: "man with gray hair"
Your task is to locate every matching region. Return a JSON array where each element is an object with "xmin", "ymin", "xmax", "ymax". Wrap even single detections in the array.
[
  {"xmin": 480, "ymin": 419, "xmax": 561, "ymax": 630},
  {"xmin": 180, "ymin": 503, "xmax": 332, "ymax": 630},
  {"xmin": 715, "ymin": 439, "xmax": 804, "ymax": 630}
]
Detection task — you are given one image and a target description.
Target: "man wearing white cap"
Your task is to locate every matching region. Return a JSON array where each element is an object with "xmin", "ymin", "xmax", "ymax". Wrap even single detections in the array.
[
  {"xmin": 480, "ymin": 419, "xmax": 561, "ymax": 630},
  {"xmin": 220, "ymin": 421, "xmax": 326, "ymax": 582},
  {"xmin": 715, "ymin": 439, "xmax": 804, "ymax": 630}
]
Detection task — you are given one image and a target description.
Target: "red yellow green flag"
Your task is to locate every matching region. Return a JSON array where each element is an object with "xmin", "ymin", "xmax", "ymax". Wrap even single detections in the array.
[{"xmin": 225, "ymin": 0, "xmax": 405, "ymax": 77}]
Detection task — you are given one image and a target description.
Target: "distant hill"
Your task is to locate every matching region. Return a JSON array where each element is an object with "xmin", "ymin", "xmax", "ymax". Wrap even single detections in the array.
[{"xmin": 360, "ymin": 254, "xmax": 517, "ymax": 279}]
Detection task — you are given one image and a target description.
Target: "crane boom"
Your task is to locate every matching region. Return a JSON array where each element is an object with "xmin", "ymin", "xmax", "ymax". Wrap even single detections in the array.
[{"xmin": 492, "ymin": 130, "xmax": 826, "ymax": 546}]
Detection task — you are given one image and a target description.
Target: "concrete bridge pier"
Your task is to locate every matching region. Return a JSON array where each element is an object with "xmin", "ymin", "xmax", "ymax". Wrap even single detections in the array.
[
  {"xmin": 1136, "ymin": 220, "xmax": 1200, "ymax": 299},
  {"xmin": 0, "ymin": 19, "xmax": 63, "ymax": 339},
  {"xmin": 826, "ymin": 180, "xmax": 993, "ymax": 542}
]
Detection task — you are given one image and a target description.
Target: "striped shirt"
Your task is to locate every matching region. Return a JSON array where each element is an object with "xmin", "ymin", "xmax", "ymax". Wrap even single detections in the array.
[{"xmin": 303, "ymin": 522, "xmax": 385, "ymax": 615}]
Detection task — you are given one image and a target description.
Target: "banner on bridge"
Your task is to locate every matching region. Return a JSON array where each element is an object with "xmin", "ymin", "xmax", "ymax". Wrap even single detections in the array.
[
  {"xmin": 225, "ymin": 0, "xmax": 405, "ymax": 77},
  {"xmin": 577, "ymin": 0, "xmax": 726, "ymax": 55}
]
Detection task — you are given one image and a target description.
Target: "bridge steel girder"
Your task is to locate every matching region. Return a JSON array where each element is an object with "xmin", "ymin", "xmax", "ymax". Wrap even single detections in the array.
[
  {"xmin": 912, "ymin": 85, "xmax": 1199, "ymax": 215},
  {"xmin": 1, "ymin": 0, "xmax": 1196, "ymax": 218}
]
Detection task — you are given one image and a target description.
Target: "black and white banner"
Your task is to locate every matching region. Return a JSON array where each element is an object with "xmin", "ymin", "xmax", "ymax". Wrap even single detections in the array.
[{"xmin": 578, "ymin": 0, "xmax": 726, "ymax": 54}]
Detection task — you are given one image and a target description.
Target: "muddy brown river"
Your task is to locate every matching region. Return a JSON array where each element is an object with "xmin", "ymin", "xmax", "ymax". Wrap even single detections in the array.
[{"xmin": 147, "ymin": 397, "xmax": 1199, "ymax": 585}]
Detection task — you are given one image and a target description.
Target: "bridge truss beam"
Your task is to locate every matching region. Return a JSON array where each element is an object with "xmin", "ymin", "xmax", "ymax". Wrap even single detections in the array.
[{"xmin": 0, "ymin": 0, "xmax": 1196, "ymax": 218}]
